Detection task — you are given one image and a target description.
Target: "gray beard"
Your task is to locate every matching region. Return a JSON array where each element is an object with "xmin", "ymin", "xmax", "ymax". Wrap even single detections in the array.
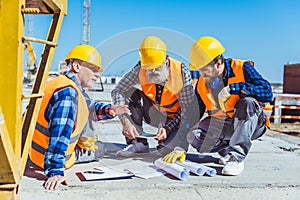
[{"xmin": 147, "ymin": 66, "xmax": 169, "ymax": 84}]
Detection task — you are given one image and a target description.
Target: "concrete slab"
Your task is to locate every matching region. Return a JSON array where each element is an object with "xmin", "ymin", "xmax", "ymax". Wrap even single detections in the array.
[{"xmin": 20, "ymin": 120, "xmax": 300, "ymax": 200}]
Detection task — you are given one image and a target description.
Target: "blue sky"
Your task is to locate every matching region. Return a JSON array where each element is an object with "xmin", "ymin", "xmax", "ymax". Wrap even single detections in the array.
[{"xmin": 26, "ymin": 0, "xmax": 300, "ymax": 83}]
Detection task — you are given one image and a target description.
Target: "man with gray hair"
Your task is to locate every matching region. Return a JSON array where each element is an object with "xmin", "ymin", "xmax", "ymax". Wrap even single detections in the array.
[
  {"xmin": 28, "ymin": 44, "xmax": 130, "ymax": 190},
  {"xmin": 111, "ymin": 36, "xmax": 196, "ymax": 157}
]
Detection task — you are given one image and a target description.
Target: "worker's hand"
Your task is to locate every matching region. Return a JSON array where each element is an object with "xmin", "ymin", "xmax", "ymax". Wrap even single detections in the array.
[
  {"xmin": 156, "ymin": 127, "xmax": 167, "ymax": 141},
  {"xmin": 162, "ymin": 147, "xmax": 186, "ymax": 163},
  {"xmin": 44, "ymin": 175, "xmax": 68, "ymax": 190},
  {"xmin": 109, "ymin": 105, "xmax": 131, "ymax": 117},
  {"xmin": 218, "ymin": 85, "xmax": 231, "ymax": 112},
  {"xmin": 77, "ymin": 136, "xmax": 98, "ymax": 151},
  {"xmin": 120, "ymin": 118, "xmax": 139, "ymax": 139}
]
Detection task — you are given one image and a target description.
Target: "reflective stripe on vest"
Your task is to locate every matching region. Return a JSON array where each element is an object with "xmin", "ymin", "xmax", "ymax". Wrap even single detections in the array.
[
  {"xmin": 29, "ymin": 75, "xmax": 89, "ymax": 169},
  {"xmin": 139, "ymin": 57, "xmax": 183, "ymax": 118},
  {"xmin": 197, "ymin": 59, "xmax": 251, "ymax": 118}
]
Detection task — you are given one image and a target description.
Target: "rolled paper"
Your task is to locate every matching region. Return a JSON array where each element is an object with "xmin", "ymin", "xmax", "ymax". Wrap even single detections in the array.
[
  {"xmin": 154, "ymin": 158, "xmax": 190, "ymax": 180},
  {"xmin": 176, "ymin": 160, "xmax": 217, "ymax": 177}
]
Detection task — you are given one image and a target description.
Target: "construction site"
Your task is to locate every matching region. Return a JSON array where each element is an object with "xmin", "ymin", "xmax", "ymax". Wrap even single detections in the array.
[{"xmin": 1, "ymin": 0, "xmax": 300, "ymax": 200}]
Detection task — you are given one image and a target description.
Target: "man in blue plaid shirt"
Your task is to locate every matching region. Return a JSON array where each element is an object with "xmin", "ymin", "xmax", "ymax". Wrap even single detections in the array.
[
  {"xmin": 28, "ymin": 44, "xmax": 130, "ymax": 190},
  {"xmin": 163, "ymin": 36, "xmax": 273, "ymax": 176}
]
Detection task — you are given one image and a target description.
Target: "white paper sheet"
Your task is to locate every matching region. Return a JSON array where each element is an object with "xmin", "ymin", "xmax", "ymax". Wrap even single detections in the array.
[
  {"xmin": 113, "ymin": 160, "xmax": 164, "ymax": 179},
  {"xmin": 76, "ymin": 166, "xmax": 134, "ymax": 181}
]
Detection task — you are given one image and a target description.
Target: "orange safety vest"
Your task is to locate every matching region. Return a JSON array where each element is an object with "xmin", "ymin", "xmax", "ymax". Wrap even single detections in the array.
[
  {"xmin": 29, "ymin": 75, "xmax": 89, "ymax": 169},
  {"xmin": 139, "ymin": 57, "xmax": 183, "ymax": 118},
  {"xmin": 197, "ymin": 59, "xmax": 253, "ymax": 118}
]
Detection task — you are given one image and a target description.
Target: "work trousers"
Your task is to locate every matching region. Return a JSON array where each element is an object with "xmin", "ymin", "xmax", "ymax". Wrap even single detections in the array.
[
  {"xmin": 187, "ymin": 97, "xmax": 266, "ymax": 162},
  {"xmin": 124, "ymin": 88, "xmax": 189, "ymax": 154}
]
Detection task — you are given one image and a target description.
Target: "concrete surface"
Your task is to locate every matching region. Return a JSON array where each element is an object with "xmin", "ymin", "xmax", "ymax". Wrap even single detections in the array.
[{"xmin": 21, "ymin": 120, "xmax": 300, "ymax": 200}]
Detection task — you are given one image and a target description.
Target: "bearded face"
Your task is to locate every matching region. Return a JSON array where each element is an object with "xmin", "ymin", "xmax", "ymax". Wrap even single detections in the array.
[
  {"xmin": 147, "ymin": 62, "xmax": 169, "ymax": 84},
  {"xmin": 199, "ymin": 64, "xmax": 219, "ymax": 84}
]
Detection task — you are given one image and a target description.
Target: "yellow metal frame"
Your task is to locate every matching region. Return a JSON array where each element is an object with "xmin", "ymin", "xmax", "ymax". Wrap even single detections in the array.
[{"xmin": 0, "ymin": 0, "xmax": 67, "ymax": 199}]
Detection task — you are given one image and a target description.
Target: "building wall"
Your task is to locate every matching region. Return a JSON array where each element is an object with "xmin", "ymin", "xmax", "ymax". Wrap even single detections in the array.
[{"xmin": 284, "ymin": 64, "xmax": 300, "ymax": 94}]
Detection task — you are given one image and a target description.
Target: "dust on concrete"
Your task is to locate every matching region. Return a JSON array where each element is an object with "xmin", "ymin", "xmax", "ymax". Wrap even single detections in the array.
[{"xmin": 270, "ymin": 122, "xmax": 300, "ymax": 138}]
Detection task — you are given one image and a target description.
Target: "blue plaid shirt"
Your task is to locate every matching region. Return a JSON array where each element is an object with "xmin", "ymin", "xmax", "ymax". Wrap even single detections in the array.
[
  {"xmin": 196, "ymin": 58, "xmax": 273, "ymax": 118},
  {"xmin": 44, "ymin": 71, "xmax": 113, "ymax": 177}
]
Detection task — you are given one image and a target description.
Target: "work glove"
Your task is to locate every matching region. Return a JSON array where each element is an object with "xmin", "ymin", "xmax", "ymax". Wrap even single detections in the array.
[
  {"xmin": 77, "ymin": 136, "xmax": 98, "ymax": 151},
  {"xmin": 263, "ymin": 103, "xmax": 272, "ymax": 129},
  {"xmin": 162, "ymin": 147, "xmax": 186, "ymax": 163},
  {"xmin": 218, "ymin": 85, "xmax": 231, "ymax": 112}
]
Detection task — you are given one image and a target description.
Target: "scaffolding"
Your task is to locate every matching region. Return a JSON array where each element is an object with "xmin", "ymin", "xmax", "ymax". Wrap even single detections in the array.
[{"xmin": 0, "ymin": 0, "xmax": 67, "ymax": 199}]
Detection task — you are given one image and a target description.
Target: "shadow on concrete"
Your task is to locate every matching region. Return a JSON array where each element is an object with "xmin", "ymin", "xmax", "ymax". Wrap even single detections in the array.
[
  {"xmin": 186, "ymin": 153, "xmax": 224, "ymax": 175},
  {"xmin": 102, "ymin": 142, "xmax": 162, "ymax": 163},
  {"xmin": 186, "ymin": 153, "xmax": 219, "ymax": 164},
  {"xmin": 24, "ymin": 159, "xmax": 47, "ymax": 181},
  {"xmin": 103, "ymin": 142, "xmax": 127, "ymax": 152}
]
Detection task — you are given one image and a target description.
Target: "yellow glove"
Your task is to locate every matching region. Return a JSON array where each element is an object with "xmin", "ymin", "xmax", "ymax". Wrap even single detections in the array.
[
  {"xmin": 263, "ymin": 103, "xmax": 272, "ymax": 129},
  {"xmin": 77, "ymin": 136, "xmax": 98, "ymax": 151},
  {"xmin": 162, "ymin": 147, "xmax": 186, "ymax": 163},
  {"xmin": 218, "ymin": 85, "xmax": 231, "ymax": 112}
]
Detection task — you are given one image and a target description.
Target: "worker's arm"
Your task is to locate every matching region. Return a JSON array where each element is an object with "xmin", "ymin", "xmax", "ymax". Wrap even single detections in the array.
[
  {"xmin": 43, "ymin": 87, "xmax": 78, "ymax": 190},
  {"xmin": 93, "ymin": 102, "xmax": 114, "ymax": 120},
  {"xmin": 110, "ymin": 63, "xmax": 140, "ymax": 139},
  {"xmin": 229, "ymin": 61, "xmax": 273, "ymax": 103},
  {"xmin": 91, "ymin": 102, "xmax": 131, "ymax": 121},
  {"xmin": 111, "ymin": 62, "xmax": 140, "ymax": 106}
]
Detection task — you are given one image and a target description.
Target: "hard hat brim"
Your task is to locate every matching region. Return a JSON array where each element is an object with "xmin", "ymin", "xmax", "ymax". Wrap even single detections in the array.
[
  {"xmin": 141, "ymin": 63, "xmax": 162, "ymax": 70},
  {"xmin": 65, "ymin": 44, "xmax": 102, "ymax": 69},
  {"xmin": 89, "ymin": 62, "xmax": 104, "ymax": 72},
  {"xmin": 98, "ymin": 67, "xmax": 104, "ymax": 72},
  {"xmin": 189, "ymin": 63, "xmax": 198, "ymax": 70}
]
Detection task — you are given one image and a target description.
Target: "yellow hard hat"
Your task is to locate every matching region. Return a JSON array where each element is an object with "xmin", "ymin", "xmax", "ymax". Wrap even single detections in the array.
[
  {"xmin": 65, "ymin": 44, "xmax": 104, "ymax": 72},
  {"xmin": 139, "ymin": 36, "xmax": 167, "ymax": 70},
  {"xmin": 189, "ymin": 36, "xmax": 225, "ymax": 70}
]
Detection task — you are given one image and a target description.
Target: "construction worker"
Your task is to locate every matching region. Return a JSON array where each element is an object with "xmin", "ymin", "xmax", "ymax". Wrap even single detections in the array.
[
  {"xmin": 28, "ymin": 44, "xmax": 130, "ymax": 190},
  {"xmin": 163, "ymin": 36, "xmax": 273, "ymax": 176},
  {"xmin": 111, "ymin": 36, "xmax": 196, "ymax": 157}
]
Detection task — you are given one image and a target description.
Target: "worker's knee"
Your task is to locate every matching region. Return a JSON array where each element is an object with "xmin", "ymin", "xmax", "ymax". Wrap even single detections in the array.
[
  {"xmin": 125, "ymin": 88, "xmax": 143, "ymax": 106},
  {"xmin": 187, "ymin": 129, "xmax": 204, "ymax": 151},
  {"xmin": 234, "ymin": 97, "xmax": 260, "ymax": 119}
]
